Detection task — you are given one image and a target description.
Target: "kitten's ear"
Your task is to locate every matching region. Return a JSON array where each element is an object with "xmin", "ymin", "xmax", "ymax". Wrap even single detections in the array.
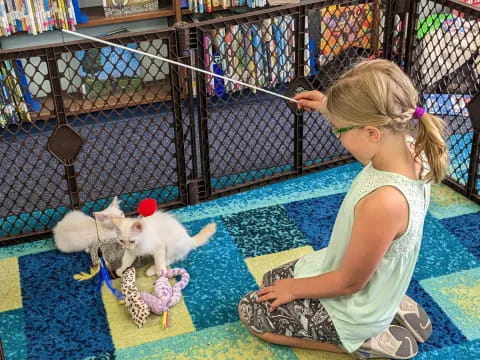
[
  {"xmin": 131, "ymin": 221, "xmax": 143, "ymax": 235},
  {"xmin": 109, "ymin": 196, "xmax": 121, "ymax": 209}
]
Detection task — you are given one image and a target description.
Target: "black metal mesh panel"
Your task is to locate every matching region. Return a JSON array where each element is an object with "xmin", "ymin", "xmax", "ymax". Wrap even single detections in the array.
[
  {"xmin": 198, "ymin": 15, "xmax": 298, "ymax": 193},
  {"xmin": 410, "ymin": 1, "xmax": 480, "ymax": 190},
  {"xmin": 3, "ymin": 0, "xmax": 480, "ymax": 245},
  {"xmin": 0, "ymin": 57, "xmax": 70, "ymax": 240},
  {"xmin": 304, "ymin": 1, "xmax": 382, "ymax": 166},
  {"xmin": 302, "ymin": 1, "xmax": 384, "ymax": 166},
  {"xmin": 58, "ymin": 34, "xmax": 184, "ymax": 215}
]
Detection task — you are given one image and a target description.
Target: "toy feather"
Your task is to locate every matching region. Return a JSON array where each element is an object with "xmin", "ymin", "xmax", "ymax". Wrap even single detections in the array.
[{"xmin": 98, "ymin": 257, "xmax": 124, "ymax": 300}]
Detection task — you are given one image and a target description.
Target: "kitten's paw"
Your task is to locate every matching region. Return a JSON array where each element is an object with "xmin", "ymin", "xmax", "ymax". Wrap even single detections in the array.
[
  {"xmin": 146, "ymin": 265, "xmax": 156, "ymax": 277},
  {"xmin": 115, "ymin": 268, "xmax": 124, "ymax": 277}
]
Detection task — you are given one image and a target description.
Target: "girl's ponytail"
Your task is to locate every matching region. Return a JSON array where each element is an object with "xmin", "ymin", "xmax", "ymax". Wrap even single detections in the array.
[{"xmin": 414, "ymin": 112, "xmax": 449, "ymax": 184}]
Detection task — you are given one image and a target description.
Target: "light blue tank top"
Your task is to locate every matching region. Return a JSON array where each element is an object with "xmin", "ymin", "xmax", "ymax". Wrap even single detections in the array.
[{"xmin": 294, "ymin": 161, "xmax": 430, "ymax": 353}]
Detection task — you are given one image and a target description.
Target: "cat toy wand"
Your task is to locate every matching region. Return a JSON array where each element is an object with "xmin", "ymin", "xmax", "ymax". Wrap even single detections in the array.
[{"xmin": 62, "ymin": 29, "xmax": 299, "ymax": 104}]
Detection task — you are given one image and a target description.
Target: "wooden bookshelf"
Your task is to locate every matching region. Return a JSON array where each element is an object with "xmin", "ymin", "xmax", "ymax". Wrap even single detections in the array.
[
  {"xmin": 77, "ymin": 6, "xmax": 177, "ymax": 28},
  {"xmin": 31, "ymin": 80, "xmax": 171, "ymax": 121}
]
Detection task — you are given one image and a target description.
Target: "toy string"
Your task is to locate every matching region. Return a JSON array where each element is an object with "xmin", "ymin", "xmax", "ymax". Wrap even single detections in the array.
[{"xmin": 61, "ymin": 29, "xmax": 299, "ymax": 104}]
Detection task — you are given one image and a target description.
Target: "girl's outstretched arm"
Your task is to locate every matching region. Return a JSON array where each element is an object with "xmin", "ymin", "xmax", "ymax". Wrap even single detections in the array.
[{"xmin": 257, "ymin": 186, "xmax": 408, "ymax": 312}]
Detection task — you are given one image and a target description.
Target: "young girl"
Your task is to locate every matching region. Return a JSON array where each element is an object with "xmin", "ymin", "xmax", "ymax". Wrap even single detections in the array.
[{"xmin": 238, "ymin": 59, "xmax": 448, "ymax": 359}]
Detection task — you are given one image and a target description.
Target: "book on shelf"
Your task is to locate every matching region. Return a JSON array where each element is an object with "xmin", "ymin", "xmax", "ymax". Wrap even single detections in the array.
[
  {"xmin": 319, "ymin": 3, "xmax": 374, "ymax": 57},
  {"xmin": 102, "ymin": 0, "xmax": 159, "ymax": 17},
  {"xmin": 186, "ymin": 0, "xmax": 265, "ymax": 14},
  {"xmin": 0, "ymin": 0, "xmax": 77, "ymax": 36},
  {"xmin": 0, "ymin": 60, "xmax": 34, "ymax": 127},
  {"xmin": 199, "ymin": 15, "xmax": 296, "ymax": 98}
]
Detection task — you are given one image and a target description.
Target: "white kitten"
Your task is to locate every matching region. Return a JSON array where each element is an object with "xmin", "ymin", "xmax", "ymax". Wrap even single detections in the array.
[
  {"xmin": 111, "ymin": 211, "xmax": 216, "ymax": 277},
  {"xmin": 53, "ymin": 196, "xmax": 124, "ymax": 253}
]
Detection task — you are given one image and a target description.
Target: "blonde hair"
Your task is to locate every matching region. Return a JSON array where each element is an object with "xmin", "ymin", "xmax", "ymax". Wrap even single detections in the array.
[{"xmin": 326, "ymin": 59, "xmax": 449, "ymax": 184}]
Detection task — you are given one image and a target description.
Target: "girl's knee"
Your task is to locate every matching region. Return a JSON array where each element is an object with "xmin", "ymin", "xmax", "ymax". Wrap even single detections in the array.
[{"xmin": 238, "ymin": 291, "xmax": 257, "ymax": 324}]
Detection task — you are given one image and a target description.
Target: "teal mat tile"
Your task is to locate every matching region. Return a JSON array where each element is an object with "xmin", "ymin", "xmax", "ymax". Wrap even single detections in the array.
[
  {"xmin": 414, "ymin": 215, "xmax": 479, "ymax": 280},
  {"xmin": 416, "ymin": 339, "xmax": 480, "ymax": 360},
  {"xmin": 0, "ymin": 309, "xmax": 27, "ymax": 360},
  {"xmin": 223, "ymin": 205, "xmax": 309, "ymax": 258},
  {"xmin": 173, "ymin": 162, "xmax": 362, "ymax": 222},
  {"xmin": 174, "ymin": 218, "xmax": 258, "ymax": 330},
  {"xmin": 0, "ymin": 239, "xmax": 55, "ymax": 261}
]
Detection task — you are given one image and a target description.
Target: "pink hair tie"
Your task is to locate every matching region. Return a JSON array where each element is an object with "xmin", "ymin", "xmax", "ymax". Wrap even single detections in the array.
[{"xmin": 413, "ymin": 107, "xmax": 425, "ymax": 119}]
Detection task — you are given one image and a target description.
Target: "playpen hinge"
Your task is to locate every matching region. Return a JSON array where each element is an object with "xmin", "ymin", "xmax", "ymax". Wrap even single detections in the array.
[
  {"xmin": 175, "ymin": 22, "xmax": 191, "ymax": 56},
  {"xmin": 65, "ymin": 166, "xmax": 81, "ymax": 210},
  {"xmin": 187, "ymin": 179, "xmax": 206, "ymax": 205},
  {"xmin": 394, "ymin": 0, "xmax": 412, "ymax": 15}
]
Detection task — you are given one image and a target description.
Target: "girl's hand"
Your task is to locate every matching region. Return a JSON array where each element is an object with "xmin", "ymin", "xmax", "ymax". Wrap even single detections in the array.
[
  {"xmin": 256, "ymin": 278, "xmax": 296, "ymax": 312},
  {"xmin": 293, "ymin": 90, "xmax": 328, "ymax": 113}
]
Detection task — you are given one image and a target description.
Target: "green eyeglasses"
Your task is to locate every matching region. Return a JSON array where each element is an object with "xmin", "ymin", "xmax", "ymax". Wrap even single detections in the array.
[{"xmin": 330, "ymin": 125, "xmax": 363, "ymax": 139}]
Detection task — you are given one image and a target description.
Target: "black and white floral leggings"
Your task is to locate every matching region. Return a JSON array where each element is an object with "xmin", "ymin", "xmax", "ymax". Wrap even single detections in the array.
[{"xmin": 238, "ymin": 260, "xmax": 341, "ymax": 345}]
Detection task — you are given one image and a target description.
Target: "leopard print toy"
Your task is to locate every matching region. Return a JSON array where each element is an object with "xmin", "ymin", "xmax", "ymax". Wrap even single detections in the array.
[{"xmin": 121, "ymin": 267, "xmax": 150, "ymax": 328}]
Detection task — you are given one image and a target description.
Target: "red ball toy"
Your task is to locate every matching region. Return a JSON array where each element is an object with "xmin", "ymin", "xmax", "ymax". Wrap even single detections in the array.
[{"xmin": 138, "ymin": 198, "xmax": 158, "ymax": 217}]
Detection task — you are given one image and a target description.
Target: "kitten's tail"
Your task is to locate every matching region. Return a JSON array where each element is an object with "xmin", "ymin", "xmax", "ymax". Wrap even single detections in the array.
[{"xmin": 192, "ymin": 223, "xmax": 217, "ymax": 247}]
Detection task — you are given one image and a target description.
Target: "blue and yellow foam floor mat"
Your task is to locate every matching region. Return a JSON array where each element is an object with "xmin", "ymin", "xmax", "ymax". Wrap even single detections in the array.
[{"xmin": 1, "ymin": 162, "xmax": 480, "ymax": 360}]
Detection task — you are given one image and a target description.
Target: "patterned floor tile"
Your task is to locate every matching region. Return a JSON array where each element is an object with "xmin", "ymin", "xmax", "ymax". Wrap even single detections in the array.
[
  {"xmin": 407, "ymin": 279, "xmax": 467, "ymax": 352},
  {"xmin": 284, "ymin": 194, "xmax": 345, "ymax": 250},
  {"xmin": 420, "ymin": 268, "xmax": 480, "ymax": 341},
  {"xmin": 415, "ymin": 339, "xmax": 480, "ymax": 360},
  {"xmin": 173, "ymin": 162, "xmax": 362, "ymax": 223},
  {"xmin": 223, "ymin": 205, "xmax": 309, "ymax": 258},
  {"xmin": 115, "ymin": 321, "xmax": 298, "ymax": 360},
  {"xmin": 429, "ymin": 184, "xmax": 480, "ymax": 219},
  {"xmin": 0, "ymin": 309, "xmax": 27, "ymax": 360},
  {"xmin": 0, "ymin": 258, "xmax": 22, "ymax": 312},
  {"xmin": 440, "ymin": 212, "xmax": 480, "ymax": 258},
  {"xmin": 293, "ymin": 348, "xmax": 353, "ymax": 360},
  {"xmin": 19, "ymin": 250, "xmax": 114, "ymax": 359},
  {"xmin": 245, "ymin": 246, "xmax": 314, "ymax": 286},
  {"xmin": 102, "ymin": 265, "xmax": 195, "ymax": 350},
  {"xmin": 174, "ymin": 218, "xmax": 258, "ymax": 331},
  {"xmin": 414, "ymin": 214, "xmax": 479, "ymax": 280},
  {"xmin": 0, "ymin": 239, "xmax": 55, "ymax": 261}
]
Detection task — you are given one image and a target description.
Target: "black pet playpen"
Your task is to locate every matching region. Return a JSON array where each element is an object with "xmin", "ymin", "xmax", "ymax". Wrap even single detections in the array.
[{"xmin": 0, "ymin": 0, "xmax": 479, "ymax": 246}]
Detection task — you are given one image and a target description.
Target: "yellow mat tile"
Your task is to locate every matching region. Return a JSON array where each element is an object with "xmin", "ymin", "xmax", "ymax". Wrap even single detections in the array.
[
  {"xmin": 294, "ymin": 348, "xmax": 356, "ymax": 360},
  {"xmin": 245, "ymin": 246, "xmax": 314, "ymax": 286},
  {"xmin": 102, "ymin": 265, "xmax": 195, "ymax": 349},
  {"xmin": 116, "ymin": 321, "xmax": 297, "ymax": 360},
  {"xmin": 0, "ymin": 257, "xmax": 22, "ymax": 312}
]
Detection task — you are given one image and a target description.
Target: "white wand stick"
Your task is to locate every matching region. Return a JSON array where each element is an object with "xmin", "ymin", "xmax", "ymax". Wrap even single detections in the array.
[{"xmin": 62, "ymin": 29, "xmax": 299, "ymax": 104}]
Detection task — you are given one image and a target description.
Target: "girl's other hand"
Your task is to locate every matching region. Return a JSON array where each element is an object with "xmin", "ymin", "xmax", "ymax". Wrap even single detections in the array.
[
  {"xmin": 256, "ymin": 278, "xmax": 296, "ymax": 312},
  {"xmin": 293, "ymin": 90, "xmax": 328, "ymax": 113}
]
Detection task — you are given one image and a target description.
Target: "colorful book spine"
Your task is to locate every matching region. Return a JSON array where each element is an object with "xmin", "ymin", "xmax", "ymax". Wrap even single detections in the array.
[
  {"xmin": 304, "ymin": 15, "xmax": 310, "ymax": 76},
  {"xmin": 0, "ymin": 0, "xmax": 76, "ymax": 36},
  {"xmin": 251, "ymin": 23, "xmax": 264, "ymax": 87},
  {"xmin": 204, "ymin": 32, "xmax": 215, "ymax": 95}
]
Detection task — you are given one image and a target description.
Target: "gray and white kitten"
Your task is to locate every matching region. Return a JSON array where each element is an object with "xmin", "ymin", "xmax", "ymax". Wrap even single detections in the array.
[{"xmin": 53, "ymin": 196, "xmax": 124, "ymax": 253}]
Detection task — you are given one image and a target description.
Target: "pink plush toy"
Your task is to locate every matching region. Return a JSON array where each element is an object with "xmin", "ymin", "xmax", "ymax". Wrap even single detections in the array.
[
  {"xmin": 141, "ymin": 268, "xmax": 190, "ymax": 316},
  {"xmin": 120, "ymin": 267, "xmax": 190, "ymax": 328}
]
